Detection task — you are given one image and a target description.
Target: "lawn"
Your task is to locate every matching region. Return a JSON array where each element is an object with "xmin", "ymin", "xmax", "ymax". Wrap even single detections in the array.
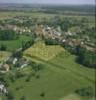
[
  {"xmin": 0, "ymin": 35, "xmax": 32, "ymax": 51},
  {"xmin": 4, "ymin": 42, "xmax": 95, "ymax": 100}
]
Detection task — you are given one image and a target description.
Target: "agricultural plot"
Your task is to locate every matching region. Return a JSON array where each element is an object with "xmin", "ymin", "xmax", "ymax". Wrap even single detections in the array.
[{"xmin": 24, "ymin": 41, "xmax": 64, "ymax": 61}]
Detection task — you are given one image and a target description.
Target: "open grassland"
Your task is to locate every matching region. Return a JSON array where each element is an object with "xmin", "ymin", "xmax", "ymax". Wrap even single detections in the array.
[
  {"xmin": 0, "ymin": 35, "xmax": 32, "ymax": 51},
  {"xmin": 5, "ymin": 42, "xmax": 95, "ymax": 100}
]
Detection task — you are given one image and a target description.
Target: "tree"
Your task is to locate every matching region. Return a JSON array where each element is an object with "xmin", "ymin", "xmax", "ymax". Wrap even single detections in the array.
[
  {"xmin": 76, "ymin": 47, "xmax": 96, "ymax": 68},
  {"xmin": 40, "ymin": 92, "xmax": 45, "ymax": 97},
  {"xmin": 0, "ymin": 29, "xmax": 18, "ymax": 40},
  {"xmin": 20, "ymin": 96, "xmax": 25, "ymax": 100},
  {"xmin": 44, "ymin": 38, "xmax": 59, "ymax": 45},
  {"xmin": 0, "ymin": 44, "xmax": 7, "ymax": 51}
]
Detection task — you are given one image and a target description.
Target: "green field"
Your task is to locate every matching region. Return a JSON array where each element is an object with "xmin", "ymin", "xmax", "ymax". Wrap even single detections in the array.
[
  {"xmin": 4, "ymin": 41, "xmax": 95, "ymax": 100},
  {"xmin": 0, "ymin": 35, "xmax": 32, "ymax": 51}
]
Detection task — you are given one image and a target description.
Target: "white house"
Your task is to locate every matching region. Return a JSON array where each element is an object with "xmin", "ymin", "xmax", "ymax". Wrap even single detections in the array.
[
  {"xmin": 21, "ymin": 63, "xmax": 27, "ymax": 69},
  {"xmin": 0, "ymin": 84, "xmax": 8, "ymax": 94},
  {"xmin": 13, "ymin": 58, "xmax": 18, "ymax": 65}
]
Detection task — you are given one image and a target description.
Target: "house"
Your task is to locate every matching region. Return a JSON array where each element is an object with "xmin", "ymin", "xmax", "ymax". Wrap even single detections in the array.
[
  {"xmin": 16, "ymin": 58, "xmax": 28, "ymax": 68},
  {"xmin": 65, "ymin": 31, "xmax": 75, "ymax": 36},
  {"xmin": 62, "ymin": 39, "xmax": 66, "ymax": 43},
  {"xmin": 13, "ymin": 58, "xmax": 18, "ymax": 65},
  {"xmin": 2, "ymin": 64, "xmax": 10, "ymax": 71},
  {"xmin": 0, "ymin": 84, "xmax": 8, "ymax": 94},
  {"xmin": 21, "ymin": 63, "xmax": 27, "ymax": 68}
]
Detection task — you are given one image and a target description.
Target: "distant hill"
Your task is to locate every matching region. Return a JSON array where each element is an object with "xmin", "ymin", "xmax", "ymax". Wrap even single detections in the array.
[{"xmin": 0, "ymin": 4, "xmax": 95, "ymax": 16}]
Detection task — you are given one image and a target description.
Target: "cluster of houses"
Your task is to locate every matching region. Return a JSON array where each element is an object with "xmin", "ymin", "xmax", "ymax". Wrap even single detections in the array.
[
  {"xmin": 0, "ymin": 16, "xmax": 95, "ymax": 52},
  {"xmin": 35, "ymin": 25, "xmax": 62, "ymax": 40},
  {"xmin": 35, "ymin": 24, "xmax": 96, "ymax": 52},
  {"xmin": 0, "ymin": 55, "xmax": 28, "ymax": 73},
  {"xmin": 0, "ymin": 24, "xmax": 31, "ymax": 35}
]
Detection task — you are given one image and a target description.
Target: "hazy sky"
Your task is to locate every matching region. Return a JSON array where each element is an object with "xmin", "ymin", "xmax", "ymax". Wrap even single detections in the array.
[{"xmin": 0, "ymin": 0, "xmax": 95, "ymax": 5}]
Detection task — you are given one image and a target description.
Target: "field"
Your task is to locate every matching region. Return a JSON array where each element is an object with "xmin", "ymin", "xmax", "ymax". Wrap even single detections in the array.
[
  {"xmin": 0, "ymin": 11, "xmax": 95, "ymax": 23},
  {"xmin": 0, "ymin": 12, "xmax": 56, "ymax": 20},
  {"xmin": 24, "ymin": 41, "xmax": 64, "ymax": 61},
  {"xmin": 4, "ymin": 41, "xmax": 95, "ymax": 100},
  {"xmin": 0, "ymin": 35, "xmax": 32, "ymax": 51}
]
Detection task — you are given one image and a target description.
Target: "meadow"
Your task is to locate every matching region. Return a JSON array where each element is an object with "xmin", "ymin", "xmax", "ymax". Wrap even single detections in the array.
[
  {"xmin": 4, "ymin": 41, "xmax": 95, "ymax": 100},
  {"xmin": 0, "ymin": 35, "xmax": 32, "ymax": 51}
]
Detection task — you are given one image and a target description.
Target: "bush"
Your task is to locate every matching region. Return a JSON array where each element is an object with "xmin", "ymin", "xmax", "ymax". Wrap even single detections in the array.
[
  {"xmin": 75, "ymin": 86, "xmax": 94, "ymax": 97},
  {"xmin": 40, "ymin": 92, "xmax": 45, "ymax": 97},
  {"xmin": 29, "ymin": 61, "xmax": 43, "ymax": 72},
  {"xmin": 7, "ymin": 91, "xmax": 14, "ymax": 100},
  {"xmin": 22, "ymin": 40, "xmax": 34, "ymax": 51},
  {"xmin": 44, "ymin": 38, "xmax": 60, "ymax": 45},
  {"xmin": 0, "ymin": 44, "xmax": 7, "ymax": 51},
  {"xmin": 20, "ymin": 96, "xmax": 25, "ymax": 100}
]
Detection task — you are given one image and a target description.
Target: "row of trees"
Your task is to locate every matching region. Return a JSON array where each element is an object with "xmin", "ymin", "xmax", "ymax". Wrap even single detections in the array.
[
  {"xmin": 0, "ymin": 29, "xmax": 18, "ymax": 40},
  {"xmin": 61, "ymin": 44, "xmax": 96, "ymax": 68},
  {"xmin": 44, "ymin": 38, "xmax": 60, "ymax": 45},
  {"xmin": 75, "ymin": 46, "xmax": 96, "ymax": 68}
]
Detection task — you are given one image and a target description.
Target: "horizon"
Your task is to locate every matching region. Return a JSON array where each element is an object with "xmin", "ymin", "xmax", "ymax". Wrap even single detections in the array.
[{"xmin": 0, "ymin": 0, "xmax": 95, "ymax": 5}]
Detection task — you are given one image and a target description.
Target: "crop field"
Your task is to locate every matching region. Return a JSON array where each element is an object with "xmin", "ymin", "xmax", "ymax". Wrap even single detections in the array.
[
  {"xmin": 24, "ymin": 41, "xmax": 64, "ymax": 61},
  {"xmin": 0, "ymin": 35, "xmax": 32, "ymax": 51},
  {"xmin": 4, "ymin": 42, "xmax": 95, "ymax": 100}
]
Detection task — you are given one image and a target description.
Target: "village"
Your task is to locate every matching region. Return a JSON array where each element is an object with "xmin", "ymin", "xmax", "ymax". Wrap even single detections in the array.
[
  {"xmin": 0, "ymin": 16, "xmax": 96, "ymax": 72},
  {"xmin": 0, "ymin": 15, "xmax": 96, "ymax": 98}
]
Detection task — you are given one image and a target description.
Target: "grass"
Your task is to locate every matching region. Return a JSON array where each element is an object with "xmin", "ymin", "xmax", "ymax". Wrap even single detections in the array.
[
  {"xmin": 4, "ymin": 41, "xmax": 95, "ymax": 100},
  {"xmin": 0, "ymin": 35, "xmax": 32, "ymax": 51}
]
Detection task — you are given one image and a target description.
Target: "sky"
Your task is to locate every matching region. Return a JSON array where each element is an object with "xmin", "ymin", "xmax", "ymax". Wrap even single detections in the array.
[{"xmin": 0, "ymin": 0, "xmax": 95, "ymax": 5}]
